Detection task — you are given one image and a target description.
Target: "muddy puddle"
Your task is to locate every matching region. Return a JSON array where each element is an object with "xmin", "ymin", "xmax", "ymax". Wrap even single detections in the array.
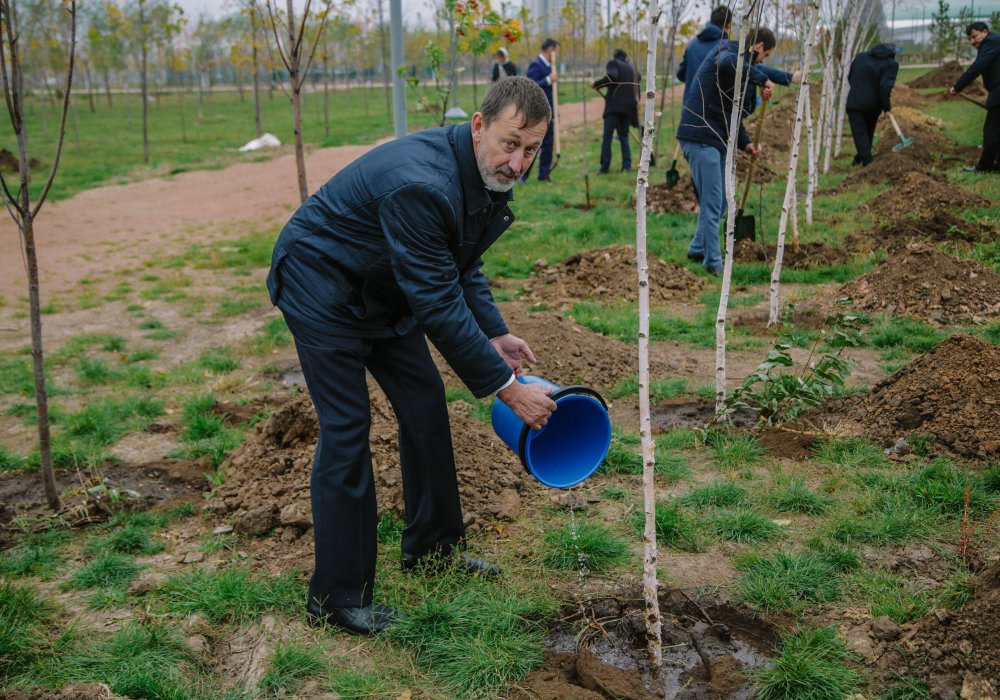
[
  {"xmin": 651, "ymin": 399, "xmax": 758, "ymax": 431},
  {"xmin": 512, "ymin": 589, "xmax": 777, "ymax": 699}
]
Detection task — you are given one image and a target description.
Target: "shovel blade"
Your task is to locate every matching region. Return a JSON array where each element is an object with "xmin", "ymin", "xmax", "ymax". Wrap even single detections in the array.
[
  {"xmin": 892, "ymin": 137, "xmax": 914, "ymax": 153},
  {"xmin": 734, "ymin": 212, "xmax": 756, "ymax": 242},
  {"xmin": 666, "ymin": 160, "xmax": 680, "ymax": 189}
]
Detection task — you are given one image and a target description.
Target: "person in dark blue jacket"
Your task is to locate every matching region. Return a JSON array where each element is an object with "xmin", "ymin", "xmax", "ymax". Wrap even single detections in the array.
[
  {"xmin": 521, "ymin": 38, "xmax": 560, "ymax": 182},
  {"xmin": 950, "ymin": 22, "xmax": 1000, "ymax": 172},
  {"xmin": 676, "ymin": 29, "xmax": 777, "ymax": 275},
  {"xmin": 846, "ymin": 43, "xmax": 899, "ymax": 166},
  {"xmin": 266, "ymin": 77, "xmax": 557, "ymax": 636}
]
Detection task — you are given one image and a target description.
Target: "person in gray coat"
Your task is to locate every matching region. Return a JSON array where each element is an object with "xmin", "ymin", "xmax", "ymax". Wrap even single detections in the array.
[{"xmin": 845, "ymin": 43, "xmax": 899, "ymax": 166}]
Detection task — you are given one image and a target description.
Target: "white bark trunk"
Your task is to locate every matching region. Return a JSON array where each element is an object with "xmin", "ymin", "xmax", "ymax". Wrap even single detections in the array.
[
  {"xmin": 805, "ymin": 83, "xmax": 816, "ymax": 224},
  {"xmin": 770, "ymin": 14, "xmax": 820, "ymax": 326},
  {"xmin": 635, "ymin": 0, "xmax": 663, "ymax": 669},
  {"xmin": 833, "ymin": 5, "xmax": 860, "ymax": 157}
]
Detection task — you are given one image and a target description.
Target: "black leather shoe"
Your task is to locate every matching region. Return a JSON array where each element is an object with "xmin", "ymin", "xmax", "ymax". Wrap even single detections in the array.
[
  {"xmin": 306, "ymin": 601, "xmax": 398, "ymax": 635},
  {"xmin": 687, "ymin": 252, "xmax": 705, "ymax": 263},
  {"xmin": 401, "ymin": 553, "xmax": 501, "ymax": 578}
]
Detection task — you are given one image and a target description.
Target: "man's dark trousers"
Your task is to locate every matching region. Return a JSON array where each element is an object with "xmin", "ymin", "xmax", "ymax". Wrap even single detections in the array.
[
  {"xmin": 521, "ymin": 119, "xmax": 555, "ymax": 181},
  {"xmin": 600, "ymin": 113, "xmax": 632, "ymax": 172},
  {"xmin": 847, "ymin": 109, "xmax": 879, "ymax": 165},
  {"xmin": 977, "ymin": 105, "xmax": 1000, "ymax": 170},
  {"xmin": 277, "ymin": 256, "xmax": 464, "ymax": 610}
]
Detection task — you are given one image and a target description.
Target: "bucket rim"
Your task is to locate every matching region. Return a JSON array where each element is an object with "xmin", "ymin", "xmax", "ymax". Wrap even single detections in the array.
[{"xmin": 515, "ymin": 385, "xmax": 608, "ymax": 471}]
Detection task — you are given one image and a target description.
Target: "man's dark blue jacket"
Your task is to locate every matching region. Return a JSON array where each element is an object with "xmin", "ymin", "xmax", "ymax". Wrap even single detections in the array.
[
  {"xmin": 676, "ymin": 41, "xmax": 770, "ymax": 152},
  {"xmin": 954, "ymin": 32, "xmax": 1000, "ymax": 108},
  {"xmin": 846, "ymin": 44, "xmax": 899, "ymax": 113},
  {"xmin": 526, "ymin": 55, "xmax": 554, "ymax": 104},
  {"xmin": 266, "ymin": 122, "xmax": 515, "ymax": 398},
  {"xmin": 677, "ymin": 25, "xmax": 793, "ymax": 98}
]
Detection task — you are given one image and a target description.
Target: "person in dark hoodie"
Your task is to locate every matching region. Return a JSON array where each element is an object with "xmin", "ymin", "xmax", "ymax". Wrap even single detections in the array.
[
  {"xmin": 845, "ymin": 43, "xmax": 899, "ymax": 166},
  {"xmin": 676, "ymin": 27, "xmax": 776, "ymax": 275},
  {"xmin": 593, "ymin": 48, "xmax": 640, "ymax": 173},
  {"xmin": 266, "ymin": 77, "xmax": 556, "ymax": 636},
  {"xmin": 950, "ymin": 22, "xmax": 1000, "ymax": 172}
]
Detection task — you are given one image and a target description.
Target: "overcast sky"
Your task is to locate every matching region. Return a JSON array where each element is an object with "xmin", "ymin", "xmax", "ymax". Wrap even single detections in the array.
[{"xmin": 173, "ymin": 0, "xmax": 456, "ymax": 25}]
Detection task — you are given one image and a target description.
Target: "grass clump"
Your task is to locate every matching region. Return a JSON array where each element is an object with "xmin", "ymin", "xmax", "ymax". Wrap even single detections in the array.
[
  {"xmin": 813, "ymin": 437, "xmax": 886, "ymax": 470},
  {"xmin": 850, "ymin": 569, "xmax": 931, "ymax": 624},
  {"xmin": 769, "ymin": 476, "xmax": 833, "ymax": 515},
  {"xmin": 0, "ymin": 528, "xmax": 71, "ymax": 578},
  {"xmin": 905, "ymin": 458, "xmax": 996, "ymax": 514},
  {"xmin": 195, "ymin": 348, "xmax": 240, "ymax": 374},
  {"xmin": 387, "ymin": 578, "xmax": 552, "ymax": 698},
  {"xmin": 708, "ymin": 431, "xmax": 765, "ymax": 471},
  {"xmin": 543, "ymin": 520, "xmax": 630, "ymax": 573},
  {"xmin": 259, "ymin": 642, "xmax": 327, "ymax": 697},
  {"xmin": 636, "ymin": 500, "xmax": 703, "ymax": 552},
  {"xmin": 713, "ymin": 509, "xmax": 781, "ymax": 543},
  {"xmin": 601, "ymin": 432, "xmax": 643, "ymax": 475},
  {"xmin": 658, "ymin": 427, "xmax": 699, "ymax": 450},
  {"xmin": 682, "ymin": 481, "xmax": 747, "ymax": 509},
  {"xmin": 827, "ymin": 498, "xmax": 936, "ymax": 545},
  {"xmin": 177, "ymin": 393, "xmax": 243, "ymax": 466},
  {"xmin": 158, "ymin": 566, "xmax": 305, "ymax": 624},
  {"xmin": 0, "ymin": 582, "xmax": 53, "ymax": 678},
  {"xmin": 66, "ymin": 552, "xmax": 142, "ymax": 591},
  {"xmin": 737, "ymin": 551, "xmax": 843, "ymax": 612},
  {"xmin": 756, "ymin": 626, "xmax": 862, "ymax": 700}
]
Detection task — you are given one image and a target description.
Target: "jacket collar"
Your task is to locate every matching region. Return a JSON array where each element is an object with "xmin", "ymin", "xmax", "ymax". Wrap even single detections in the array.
[{"xmin": 453, "ymin": 121, "xmax": 514, "ymax": 216}]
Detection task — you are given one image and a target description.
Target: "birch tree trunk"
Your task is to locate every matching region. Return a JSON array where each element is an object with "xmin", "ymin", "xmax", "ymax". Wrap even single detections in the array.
[
  {"xmin": 833, "ymin": 4, "xmax": 860, "ymax": 157},
  {"xmin": 716, "ymin": 12, "xmax": 753, "ymax": 412},
  {"xmin": 251, "ymin": 1, "xmax": 263, "ymax": 137},
  {"xmin": 770, "ymin": 13, "xmax": 820, "ymax": 327},
  {"xmin": 805, "ymin": 83, "xmax": 816, "ymax": 224},
  {"xmin": 635, "ymin": 0, "xmax": 663, "ymax": 669}
]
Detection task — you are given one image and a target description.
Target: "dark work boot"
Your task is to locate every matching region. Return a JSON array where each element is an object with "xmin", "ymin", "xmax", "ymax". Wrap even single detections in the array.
[{"xmin": 306, "ymin": 601, "xmax": 398, "ymax": 635}]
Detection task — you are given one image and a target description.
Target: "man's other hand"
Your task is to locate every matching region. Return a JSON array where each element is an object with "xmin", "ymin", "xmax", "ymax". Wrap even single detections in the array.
[
  {"xmin": 497, "ymin": 381, "xmax": 556, "ymax": 430},
  {"xmin": 761, "ymin": 80, "xmax": 775, "ymax": 100},
  {"xmin": 791, "ymin": 70, "xmax": 803, "ymax": 84},
  {"xmin": 491, "ymin": 334, "xmax": 537, "ymax": 377},
  {"xmin": 745, "ymin": 142, "xmax": 761, "ymax": 158}
]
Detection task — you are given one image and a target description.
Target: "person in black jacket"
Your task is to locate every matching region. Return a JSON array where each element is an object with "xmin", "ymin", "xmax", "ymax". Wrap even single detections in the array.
[
  {"xmin": 593, "ymin": 48, "xmax": 640, "ymax": 173},
  {"xmin": 266, "ymin": 77, "xmax": 556, "ymax": 636},
  {"xmin": 846, "ymin": 43, "xmax": 899, "ymax": 166},
  {"xmin": 950, "ymin": 22, "xmax": 1000, "ymax": 172},
  {"xmin": 491, "ymin": 47, "xmax": 518, "ymax": 82}
]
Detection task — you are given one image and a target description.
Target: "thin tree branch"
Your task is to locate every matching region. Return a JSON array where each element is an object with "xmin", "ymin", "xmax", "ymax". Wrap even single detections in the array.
[
  {"xmin": 299, "ymin": 5, "xmax": 332, "ymax": 83},
  {"xmin": 0, "ymin": 171, "xmax": 23, "ymax": 222},
  {"xmin": 292, "ymin": 0, "xmax": 312, "ymax": 60},
  {"xmin": 262, "ymin": 0, "xmax": 292, "ymax": 71},
  {"xmin": 32, "ymin": 1, "xmax": 77, "ymax": 218}
]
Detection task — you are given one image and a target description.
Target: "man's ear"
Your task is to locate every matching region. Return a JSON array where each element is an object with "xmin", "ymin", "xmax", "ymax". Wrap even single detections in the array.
[{"xmin": 471, "ymin": 112, "xmax": 485, "ymax": 142}]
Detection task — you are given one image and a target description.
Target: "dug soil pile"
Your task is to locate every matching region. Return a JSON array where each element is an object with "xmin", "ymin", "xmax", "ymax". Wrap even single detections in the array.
[
  {"xmin": 890, "ymin": 83, "xmax": 927, "ymax": 108},
  {"xmin": 930, "ymin": 80, "xmax": 989, "ymax": 101},
  {"xmin": 832, "ymin": 150, "xmax": 936, "ymax": 190},
  {"xmin": 840, "ymin": 334, "xmax": 1000, "ymax": 459},
  {"xmin": 877, "ymin": 559, "xmax": 1000, "ymax": 698},
  {"xmin": 436, "ymin": 303, "xmax": 676, "ymax": 392},
  {"xmin": 647, "ymin": 176, "xmax": 698, "ymax": 214},
  {"xmin": 733, "ymin": 239, "xmax": 854, "ymax": 269},
  {"xmin": 846, "ymin": 211, "xmax": 994, "ymax": 254},
  {"xmin": 522, "ymin": 245, "xmax": 703, "ymax": 305},
  {"xmin": 213, "ymin": 390, "xmax": 526, "ymax": 537},
  {"xmin": 508, "ymin": 588, "xmax": 777, "ymax": 700},
  {"xmin": 872, "ymin": 106, "xmax": 967, "ymax": 163},
  {"xmin": 838, "ymin": 243, "xmax": 1000, "ymax": 325},
  {"xmin": 866, "ymin": 171, "xmax": 988, "ymax": 219},
  {"xmin": 909, "ymin": 60, "xmax": 977, "ymax": 89}
]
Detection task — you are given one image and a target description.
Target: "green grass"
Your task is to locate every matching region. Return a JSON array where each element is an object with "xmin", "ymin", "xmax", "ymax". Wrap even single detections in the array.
[
  {"xmin": 157, "ymin": 566, "xmax": 305, "ymax": 624},
  {"xmin": 713, "ymin": 509, "xmax": 781, "ymax": 543},
  {"xmin": 84, "ymin": 522, "xmax": 165, "ymax": 557},
  {"xmin": 813, "ymin": 437, "xmax": 887, "ymax": 471},
  {"xmin": 195, "ymin": 348, "xmax": 241, "ymax": 374},
  {"xmin": 0, "ymin": 582, "xmax": 53, "ymax": 679},
  {"xmin": 543, "ymin": 519, "xmax": 630, "ymax": 573},
  {"xmin": 905, "ymin": 457, "xmax": 997, "ymax": 514},
  {"xmin": 682, "ymin": 480, "xmax": 748, "ymax": 509},
  {"xmin": 600, "ymin": 431, "xmax": 643, "ymax": 475},
  {"xmin": 259, "ymin": 642, "xmax": 328, "ymax": 697},
  {"xmin": 756, "ymin": 626, "xmax": 862, "ymax": 700},
  {"xmin": 863, "ymin": 316, "xmax": 949, "ymax": 356},
  {"xmin": 176, "ymin": 393, "xmax": 244, "ymax": 465},
  {"xmin": 827, "ymin": 501, "xmax": 936, "ymax": 546},
  {"xmin": 386, "ymin": 577, "xmax": 553, "ymax": 698},
  {"xmin": 64, "ymin": 395, "xmax": 164, "ymax": 447},
  {"xmin": 249, "ymin": 316, "xmax": 293, "ymax": 354},
  {"xmin": 0, "ymin": 357, "xmax": 38, "ymax": 396},
  {"xmin": 769, "ymin": 476, "xmax": 834, "ymax": 515},
  {"xmin": 66, "ymin": 552, "xmax": 143, "ymax": 591},
  {"xmin": 377, "ymin": 513, "xmax": 406, "ymax": 544},
  {"xmin": 850, "ymin": 570, "xmax": 931, "ymax": 624},
  {"xmin": 218, "ymin": 298, "xmax": 261, "ymax": 317},
  {"xmin": 0, "ymin": 528, "xmax": 71, "ymax": 579},
  {"xmin": 737, "ymin": 551, "xmax": 843, "ymax": 612},
  {"xmin": 636, "ymin": 500, "xmax": 704, "ymax": 552},
  {"xmin": 708, "ymin": 431, "xmax": 765, "ymax": 470},
  {"xmin": 607, "ymin": 375, "xmax": 688, "ymax": 400},
  {"xmin": 657, "ymin": 427, "xmax": 700, "ymax": 450}
]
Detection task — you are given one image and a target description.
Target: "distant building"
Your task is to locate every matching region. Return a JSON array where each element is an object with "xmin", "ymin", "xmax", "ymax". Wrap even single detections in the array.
[{"xmin": 523, "ymin": 0, "xmax": 601, "ymax": 39}]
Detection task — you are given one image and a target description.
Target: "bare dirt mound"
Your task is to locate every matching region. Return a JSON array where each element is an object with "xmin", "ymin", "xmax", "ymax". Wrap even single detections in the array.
[
  {"xmin": 873, "ymin": 107, "xmax": 966, "ymax": 163},
  {"xmin": 523, "ymin": 245, "xmax": 703, "ymax": 306},
  {"xmin": 891, "ymin": 83, "xmax": 928, "ymax": 108},
  {"xmin": 507, "ymin": 588, "xmax": 778, "ymax": 700},
  {"xmin": 832, "ymin": 150, "xmax": 935, "ymax": 190},
  {"xmin": 877, "ymin": 559, "xmax": 1000, "ymax": 698},
  {"xmin": 846, "ymin": 211, "xmax": 995, "ymax": 254},
  {"xmin": 838, "ymin": 243, "xmax": 1000, "ymax": 325},
  {"xmin": 437, "ymin": 303, "xmax": 676, "ymax": 393},
  {"xmin": 866, "ymin": 171, "xmax": 988, "ymax": 220},
  {"xmin": 734, "ymin": 239, "xmax": 854, "ymax": 269},
  {"xmin": 842, "ymin": 334, "xmax": 1000, "ymax": 459},
  {"xmin": 647, "ymin": 175, "xmax": 698, "ymax": 214},
  {"xmin": 908, "ymin": 61, "xmax": 975, "ymax": 89},
  {"xmin": 213, "ymin": 390, "xmax": 526, "ymax": 537}
]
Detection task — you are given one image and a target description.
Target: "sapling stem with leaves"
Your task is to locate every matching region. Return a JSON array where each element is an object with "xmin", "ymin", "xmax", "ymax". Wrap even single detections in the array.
[
  {"xmin": 634, "ymin": 0, "xmax": 663, "ymax": 668},
  {"xmin": 770, "ymin": 6, "xmax": 820, "ymax": 327},
  {"xmin": 0, "ymin": 0, "xmax": 77, "ymax": 511}
]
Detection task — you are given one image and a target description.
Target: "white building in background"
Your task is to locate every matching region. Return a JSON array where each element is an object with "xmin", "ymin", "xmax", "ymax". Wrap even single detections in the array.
[{"xmin": 522, "ymin": 0, "xmax": 602, "ymax": 39}]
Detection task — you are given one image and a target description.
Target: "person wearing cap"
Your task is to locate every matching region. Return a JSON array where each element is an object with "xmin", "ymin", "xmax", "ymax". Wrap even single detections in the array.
[
  {"xmin": 266, "ymin": 77, "xmax": 556, "ymax": 637},
  {"xmin": 491, "ymin": 47, "xmax": 518, "ymax": 81},
  {"xmin": 593, "ymin": 48, "xmax": 640, "ymax": 174},
  {"xmin": 845, "ymin": 43, "xmax": 900, "ymax": 166},
  {"xmin": 950, "ymin": 21, "xmax": 1000, "ymax": 172},
  {"xmin": 521, "ymin": 37, "xmax": 560, "ymax": 182}
]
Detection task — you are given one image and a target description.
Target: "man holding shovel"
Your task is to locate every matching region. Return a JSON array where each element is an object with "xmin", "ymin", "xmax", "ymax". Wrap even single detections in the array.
[
  {"xmin": 266, "ymin": 77, "xmax": 556, "ymax": 636},
  {"xmin": 676, "ymin": 28, "xmax": 777, "ymax": 275},
  {"xmin": 845, "ymin": 43, "xmax": 900, "ymax": 166},
  {"xmin": 950, "ymin": 22, "xmax": 1000, "ymax": 173},
  {"xmin": 522, "ymin": 38, "xmax": 560, "ymax": 182}
]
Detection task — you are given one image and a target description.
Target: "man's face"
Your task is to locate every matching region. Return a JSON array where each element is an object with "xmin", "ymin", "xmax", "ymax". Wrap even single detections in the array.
[
  {"xmin": 752, "ymin": 42, "xmax": 772, "ymax": 64},
  {"xmin": 471, "ymin": 106, "xmax": 549, "ymax": 192},
  {"xmin": 968, "ymin": 28, "xmax": 988, "ymax": 48}
]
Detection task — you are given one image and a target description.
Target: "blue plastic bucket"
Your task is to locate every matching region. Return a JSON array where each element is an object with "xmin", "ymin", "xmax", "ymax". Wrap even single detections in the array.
[{"xmin": 491, "ymin": 376, "xmax": 612, "ymax": 489}]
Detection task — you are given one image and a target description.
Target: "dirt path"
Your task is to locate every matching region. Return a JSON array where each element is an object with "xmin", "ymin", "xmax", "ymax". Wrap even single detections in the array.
[{"xmin": 0, "ymin": 96, "xmax": 612, "ymax": 301}]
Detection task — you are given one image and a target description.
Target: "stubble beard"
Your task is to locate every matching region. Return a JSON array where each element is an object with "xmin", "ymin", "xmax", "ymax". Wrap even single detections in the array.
[{"xmin": 477, "ymin": 148, "xmax": 518, "ymax": 192}]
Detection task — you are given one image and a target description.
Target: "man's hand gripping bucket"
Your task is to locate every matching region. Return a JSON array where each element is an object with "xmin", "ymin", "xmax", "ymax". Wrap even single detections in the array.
[{"xmin": 491, "ymin": 376, "xmax": 612, "ymax": 489}]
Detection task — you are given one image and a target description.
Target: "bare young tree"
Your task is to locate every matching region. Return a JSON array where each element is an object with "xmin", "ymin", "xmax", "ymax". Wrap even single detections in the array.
[
  {"xmin": 0, "ymin": 0, "xmax": 77, "ymax": 511},
  {"xmin": 634, "ymin": 0, "xmax": 663, "ymax": 670},
  {"xmin": 260, "ymin": 0, "xmax": 334, "ymax": 203}
]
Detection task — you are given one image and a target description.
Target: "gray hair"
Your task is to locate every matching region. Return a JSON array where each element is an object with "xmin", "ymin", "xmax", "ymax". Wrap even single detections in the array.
[{"xmin": 479, "ymin": 76, "xmax": 551, "ymax": 127}]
